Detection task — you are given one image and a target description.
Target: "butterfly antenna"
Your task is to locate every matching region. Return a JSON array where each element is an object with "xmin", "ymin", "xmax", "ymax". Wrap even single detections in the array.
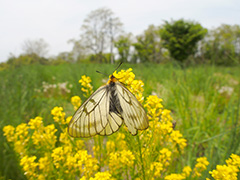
[
  {"xmin": 114, "ymin": 62, "xmax": 123, "ymax": 72},
  {"xmin": 96, "ymin": 70, "xmax": 108, "ymax": 76}
]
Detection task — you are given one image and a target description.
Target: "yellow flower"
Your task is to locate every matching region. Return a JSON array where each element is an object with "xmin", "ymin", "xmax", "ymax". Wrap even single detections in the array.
[
  {"xmin": 226, "ymin": 154, "xmax": 240, "ymax": 167},
  {"xmin": 182, "ymin": 166, "xmax": 192, "ymax": 178},
  {"xmin": 32, "ymin": 124, "xmax": 57, "ymax": 150},
  {"xmin": 28, "ymin": 116, "xmax": 43, "ymax": 130},
  {"xmin": 109, "ymin": 152, "xmax": 120, "ymax": 172},
  {"xmin": 169, "ymin": 130, "xmax": 187, "ymax": 151},
  {"xmin": 51, "ymin": 106, "xmax": 66, "ymax": 124},
  {"xmin": 106, "ymin": 140, "xmax": 115, "ymax": 153},
  {"xmin": 71, "ymin": 95, "xmax": 81, "ymax": 110},
  {"xmin": 15, "ymin": 123, "xmax": 29, "ymax": 142},
  {"xmin": 120, "ymin": 150, "xmax": 135, "ymax": 167},
  {"xmin": 79, "ymin": 75, "xmax": 93, "ymax": 97},
  {"xmin": 210, "ymin": 164, "xmax": 239, "ymax": 180},
  {"xmin": 3, "ymin": 125, "xmax": 15, "ymax": 142},
  {"xmin": 159, "ymin": 148, "xmax": 172, "ymax": 167},
  {"xmin": 150, "ymin": 162, "xmax": 163, "ymax": 177},
  {"xmin": 113, "ymin": 68, "xmax": 144, "ymax": 102},
  {"xmin": 51, "ymin": 147, "xmax": 64, "ymax": 169},
  {"xmin": 90, "ymin": 171, "xmax": 112, "ymax": 180},
  {"xmin": 113, "ymin": 68, "xmax": 135, "ymax": 85},
  {"xmin": 164, "ymin": 173, "xmax": 185, "ymax": 180},
  {"xmin": 144, "ymin": 95, "xmax": 163, "ymax": 118},
  {"xmin": 193, "ymin": 157, "xmax": 209, "ymax": 177},
  {"xmin": 209, "ymin": 154, "xmax": 240, "ymax": 180},
  {"xmin": 38, "ymin": 156, "xmax": 50, "ymax": 171},
  {"xmin": 20, "ymin": 155, "xmax": 38, "ymax": 178}
]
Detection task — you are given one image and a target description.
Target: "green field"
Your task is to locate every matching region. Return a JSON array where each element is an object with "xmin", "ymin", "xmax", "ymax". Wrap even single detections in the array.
[{"xmin": 0, "ymin": 63, "xmax": 239, "ymax": 179}]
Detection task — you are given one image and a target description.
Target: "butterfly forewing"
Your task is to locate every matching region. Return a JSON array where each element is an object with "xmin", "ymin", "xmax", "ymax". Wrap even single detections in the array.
[{"xmin": 68, "ymin": 86, "xmax": 110, "ymax": 137}]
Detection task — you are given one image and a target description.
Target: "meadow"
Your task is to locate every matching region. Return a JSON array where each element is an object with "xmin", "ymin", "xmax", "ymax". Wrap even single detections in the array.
[{"xmin": 0, "ymin": 63, "xmax": 239, "ymax": 179}]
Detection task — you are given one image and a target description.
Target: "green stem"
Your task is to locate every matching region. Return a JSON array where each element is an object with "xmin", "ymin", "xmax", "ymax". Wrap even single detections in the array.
[{"xmin": 137, "ymin": 135, "xmax": 145, "ymax": 180}]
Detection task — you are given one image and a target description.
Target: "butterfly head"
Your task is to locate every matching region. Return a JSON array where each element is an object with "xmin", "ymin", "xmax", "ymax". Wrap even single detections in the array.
[{"xmin": 108, "ymin": 74, "xmax": 118, "ymax": 84}]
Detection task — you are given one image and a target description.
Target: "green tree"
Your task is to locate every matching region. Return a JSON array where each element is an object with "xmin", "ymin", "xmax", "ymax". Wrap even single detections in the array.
[
  {"xmin": 160, "ymin": 19, "xmax": 207, "ymax": 63},
  {"xmin": 114, "ymin": 34, "xmax": 132, "ymax": 63},
  {"xmin": 201, "ymin": 24, "xmax": 240, "ymax": 65},
  {"xmin": 132, "ymin": 25, "xmax": 166, "ymax": 63}
]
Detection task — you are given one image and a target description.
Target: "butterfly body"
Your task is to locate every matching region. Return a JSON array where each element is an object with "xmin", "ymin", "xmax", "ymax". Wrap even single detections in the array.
[{"xmin": 68, "ymin": 74, "xmax": 148, "ymax": 138}]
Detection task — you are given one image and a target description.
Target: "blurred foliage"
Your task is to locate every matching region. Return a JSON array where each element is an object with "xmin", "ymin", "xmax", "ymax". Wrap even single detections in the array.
[
  {"xmin": 160, "ymin": 19, "xmax": 207, "ymax": 63},
  {"xmin": 199, "ymin": 24, "xmax": 240, "ymax": 65}
]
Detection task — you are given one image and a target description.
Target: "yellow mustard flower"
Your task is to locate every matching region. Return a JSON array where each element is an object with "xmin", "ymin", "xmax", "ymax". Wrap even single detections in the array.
[
  {"xmin": 51, "ymin": 106, "xmax": 66, "ymax": 124},
  {"xmin": 169, "ymin": 130, "xmax": 187, "ymax": 151},
  {"xmin": 3, "ymin": 125, "xmax": 15, "ymax": 142},
  {"xmin": 51, "ymin": 147, "xmax": 64, "ymax": 169},
  {"xmin": 15, "ymin": 123, "xmax": 29, "ymax": 142},
  {"xmin": 79, "ymin": 75, "xmax": 93, "ymax": 97},
  {"xmin": 109, "ymin": 152, "xmax": 121, "ymax": 172},
  {"xmin": 120, "ymin": 150, "xmax": 135, "ymax": 167},
  {"xmin": 164, "ymin": 173, "xmax": 185, "ymax": 180},
  {"xmin": 106, "ymin": 140, "xmax": 115, "ymax": 153},
  {"xmin": 159, "ymin": 148, "xmax": 172, "ymax": 167},
  {"xmin": 38, "ymin": 156, "xmax": 50, "ymax": 172},
  {"xmin": 150, "ymin": 162, "xmax": 163, "ymax": 177},
  {"xmin": 210, "ymin": 164, "xmax": 239, "ymax": 180},
  {"xmin": 113, "ymin": 68, "xmax": 144, "ymax": 102},
  {"xmin": 28, "ymin": 116, "xmax": 43, "ymax": 130},
  {"xmin": 182, "ymin": 166, "xmax": 192, "ymax": 178},
  {"xmin": 90, "ymin": 171, "xmax": 112, "ymax": 180},
  {"xmin": 193, "ymin": 157, "xmax": 209, "ymax": 177},
  {"xmin": 66, "ymin": 116, "xmax": 72, "ymax": 124},
  {"xmin": 71, "ymin": 95, "xmax": 81, "ymax": 110},
  {"xmin": 32, "ymin": 124, "xmax": 57, "ymax": 150},
  {"xmin": 14, "ymin": 140, "xmax": 27, "ymax": 156},
  {"xmin": 144, "ymin": 95, "xmax": 163, "ymax": 119},
  {"xmin": 209, "ymin": 154, "xmax": 240, "ymax": 180},
  {"xmin": 20, "ymin": 155, "xmax": 38, "ymax": 179},
  {"xmin": 226, "ymin": 153, "xmax": 240, "ymax": 167}
]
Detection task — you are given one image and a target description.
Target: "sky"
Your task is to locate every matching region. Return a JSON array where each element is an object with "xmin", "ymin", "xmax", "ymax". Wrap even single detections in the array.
[{"xmin": 0, "ymin": 0, "xmax": 240, "ymax": 62}]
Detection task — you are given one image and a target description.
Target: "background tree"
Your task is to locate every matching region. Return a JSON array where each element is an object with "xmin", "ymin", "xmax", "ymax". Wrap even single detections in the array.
[
  {"xmin": 114, "ymin": 33, "xmax": 132, "ymax": 63},
  {"xmin": 133, "ymin": 25, "xmax": 166, "ymax": 63},
  {"xmin": 78, "ymin": 7, "xmax": 123, "ymax": 63},
  {"xmin": 160, "ymin": 19, "xmax": 207, "ymax": 63},
  {"xmin": 201, "ymin": 24, "xmax": 240, "ymax": 65},
  {"xmin": 21, "ymin": 38, "xmax": 50, "ymax": 57}
]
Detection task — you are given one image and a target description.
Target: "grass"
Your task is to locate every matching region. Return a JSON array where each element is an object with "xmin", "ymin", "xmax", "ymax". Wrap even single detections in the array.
[{"xmin": 0, "ymin": 63, "xmax": 239, "ymax": 179}]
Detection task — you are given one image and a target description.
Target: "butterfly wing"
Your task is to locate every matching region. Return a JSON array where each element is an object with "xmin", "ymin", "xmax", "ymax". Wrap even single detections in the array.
[
  {"xmin": 68, "ymin": 84, "xmax": 124, "ymax": 138},
  {"xmin": 68, "ymin": 85, "xmax": 111, "ymax": 137},
  {"xmin": 115, "ymin": 82, "xmax": 149, "ymax": 135}
]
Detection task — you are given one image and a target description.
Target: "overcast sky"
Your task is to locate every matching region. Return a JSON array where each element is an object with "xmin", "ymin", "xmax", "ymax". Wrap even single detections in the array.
[{"xmin": 0, "ymin": 0, "xmax": 239, "ymax": 62}]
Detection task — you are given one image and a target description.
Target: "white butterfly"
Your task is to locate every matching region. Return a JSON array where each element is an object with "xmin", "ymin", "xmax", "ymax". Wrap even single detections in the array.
[{"xmin": 68, "ymin": 74, "xmax": 149, "ymax": 138}]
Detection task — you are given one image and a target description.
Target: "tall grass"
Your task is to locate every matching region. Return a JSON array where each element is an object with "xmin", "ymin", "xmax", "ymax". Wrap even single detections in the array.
[{"xmin": 0, "ymin": 63, "xmax": 239, "ymax": 179}]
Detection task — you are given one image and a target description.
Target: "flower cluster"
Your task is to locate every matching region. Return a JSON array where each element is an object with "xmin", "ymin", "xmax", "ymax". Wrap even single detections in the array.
[
  {"xmin": 35, "ymin": 81, "xmax": 72, "ymax": 97},
  {"xmin": 71, "ymin": 95, "xmax": 82, "ymax": 110},
  {"xmin": 209, "ymin": 154, "xmax": 240, "ymax": 180},
  {"xmin": 113, "ymin": 68, "xmax": 144, "ymax": 102},
  {"xmin": 51, "ymin": 106, "xmax": 66, "ymax": 124},
  {"xmin": 79, "ymin": 75, "xmax": 93, "ymax": 97}
]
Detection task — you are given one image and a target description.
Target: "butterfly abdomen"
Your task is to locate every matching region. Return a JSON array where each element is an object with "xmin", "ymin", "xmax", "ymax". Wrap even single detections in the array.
[{"xmin": 109, "ymin": 82, "xmax": 123, "ymax": 115}]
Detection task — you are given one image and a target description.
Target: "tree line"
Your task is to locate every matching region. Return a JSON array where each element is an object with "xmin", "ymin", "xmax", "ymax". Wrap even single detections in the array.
[{"xmin": 1, "ymin": 7, "xmax": 240, "ymax": 70}]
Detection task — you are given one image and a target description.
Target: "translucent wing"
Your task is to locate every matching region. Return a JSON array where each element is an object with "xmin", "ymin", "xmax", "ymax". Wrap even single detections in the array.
[
  {"xmin": 68, "ymin": 85, "xmax": 123, "ymax": 138},
  {"xmin": 116, "ymin": 82, "xmax": 149, "ymax": 135}
]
